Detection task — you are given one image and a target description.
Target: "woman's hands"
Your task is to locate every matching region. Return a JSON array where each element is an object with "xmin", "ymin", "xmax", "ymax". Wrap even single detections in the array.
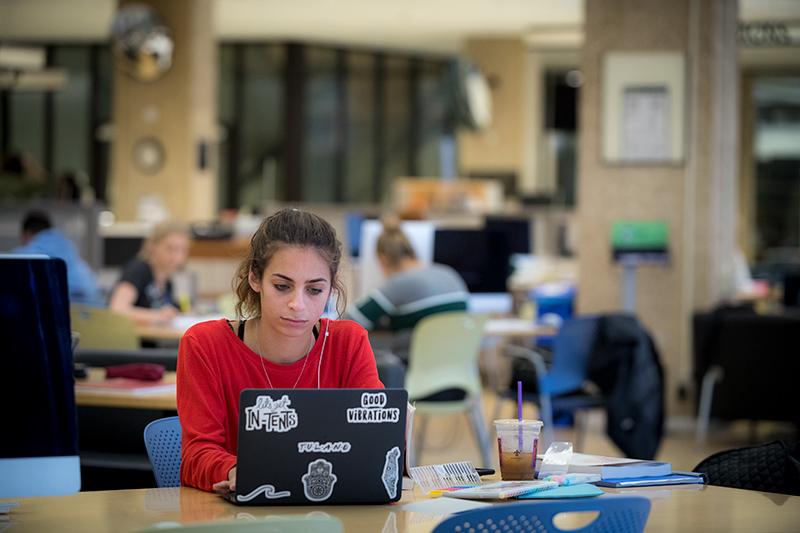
[
  {"xmin": 153, "ymin": 305, "xmax": 179, "ymax": 325},
  {"xmin": 212, "ymin": 466, "xmax": 236, "ymax": 494}
]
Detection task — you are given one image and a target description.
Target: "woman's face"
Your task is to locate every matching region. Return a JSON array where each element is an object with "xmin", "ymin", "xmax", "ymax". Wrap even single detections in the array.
[
  {"xmin": 249, "ymin": 246, "xmax": 332, "ymax": 339},
  {"xmin": 149, "ymin": 232, "xmax": 190, "ymax": 276}
]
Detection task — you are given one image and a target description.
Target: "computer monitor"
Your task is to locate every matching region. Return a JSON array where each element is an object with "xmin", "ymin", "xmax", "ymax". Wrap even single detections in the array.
[
  {"xmin": 433, "ymin": 217, "xmax": 532, "ymax": 293},
  {"xmin": 784, "ymin": 273, "xmax": 800, "ymax": 308},
  {"xmin": 0, "ymin": 256, "xmax": 81, "ymax": 497}
]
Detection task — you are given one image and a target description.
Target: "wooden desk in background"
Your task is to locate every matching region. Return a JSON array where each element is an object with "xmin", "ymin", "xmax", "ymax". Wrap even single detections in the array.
[
  {"xmin": 3, "ymin": 483, "xmax": 800, "ymax": 532},
  {"xmin": 136, "ymin": 324, "xmax": 185, "ymax": 343},
  {"xmin": 135, "ymin": 316, "xmax": 555, "ymax": 343},
  {"xmin": 75, "ymin": 369, "xmax": 177, "ymax": 411},
  {"xmin": 484, "ymin": 318, "xmax": 557, "ymax": 338}
]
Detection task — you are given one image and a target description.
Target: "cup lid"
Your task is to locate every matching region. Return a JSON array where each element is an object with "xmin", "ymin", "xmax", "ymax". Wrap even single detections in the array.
[{"xmin": 493, "ymin": 419, "xmax": 543, "ymax": 429}]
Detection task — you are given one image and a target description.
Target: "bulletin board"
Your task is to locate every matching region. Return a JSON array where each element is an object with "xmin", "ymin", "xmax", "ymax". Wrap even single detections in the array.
[{"xmin": 602, "ymin": 52, "xmax": 686, "ymax": 164}]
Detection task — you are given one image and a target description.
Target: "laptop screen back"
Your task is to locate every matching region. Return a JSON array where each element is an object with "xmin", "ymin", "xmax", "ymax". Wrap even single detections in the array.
[{"xmin": 235, "ymin": 388, "xmax": 407, "ymax": 505}]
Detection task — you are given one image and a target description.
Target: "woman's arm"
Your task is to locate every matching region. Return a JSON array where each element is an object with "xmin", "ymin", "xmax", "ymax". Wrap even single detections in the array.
[
  {"xmin": 177, "ymin": 334, "xmax": 238, "ymax": 491},
  {"xmin": 109, "ymin": 281, "xmax": 178, "ymax": 325},
  {"xmin": 346, "ymin": 289, "xmax": 393, "ymax": 331}
]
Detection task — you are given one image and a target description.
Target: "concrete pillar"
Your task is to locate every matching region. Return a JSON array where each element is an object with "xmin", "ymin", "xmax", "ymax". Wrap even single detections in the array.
[
  {"xmin": 110, "ymin": 0, "xmax": 216, "ymax": 222},
  {"xmin": 576, "ymin": 0, "xmax": 739, "ymax": 406},
  {"xmin": 459, "ymin": 39, "xmax": 527, "ymax": 183}
]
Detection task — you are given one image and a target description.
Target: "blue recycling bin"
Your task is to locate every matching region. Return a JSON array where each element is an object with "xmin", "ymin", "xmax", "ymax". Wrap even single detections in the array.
[{"xmin": 530, "ymin": 282, "xmax": 576, "ymax": 348}]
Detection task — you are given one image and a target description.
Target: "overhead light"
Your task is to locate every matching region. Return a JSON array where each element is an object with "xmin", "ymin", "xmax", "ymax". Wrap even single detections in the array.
[
  {"xmin": 0, "ymin": 45, "xmax": 67, "ymax": 91},
  {"xmin": 0, "ymin": 69, "xmax": 67, "ymax": 91},
  {"xmin": 0, "ymin": 45, "xmax": 46, "ymax": 70},
  {"xmin": 524, "ymin": 26, "xmax": 583, "ymax": 49}
]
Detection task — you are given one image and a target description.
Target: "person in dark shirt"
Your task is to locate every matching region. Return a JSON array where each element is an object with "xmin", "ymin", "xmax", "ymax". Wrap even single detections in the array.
[{"xmin": 109, "ymin": 220, "xmax": 190, "ymax": 325}]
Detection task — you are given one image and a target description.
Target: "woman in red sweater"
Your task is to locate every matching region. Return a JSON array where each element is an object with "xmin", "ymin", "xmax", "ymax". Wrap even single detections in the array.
[{"xmin": 177, "ymin": 208, "xmax": 383, "ymax": 492}]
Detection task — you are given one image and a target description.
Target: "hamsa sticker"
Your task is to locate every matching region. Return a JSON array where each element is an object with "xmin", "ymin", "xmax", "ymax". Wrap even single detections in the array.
[{"xmin": 302, "ymin": 459, "xmax": 338, "ymax": 502}]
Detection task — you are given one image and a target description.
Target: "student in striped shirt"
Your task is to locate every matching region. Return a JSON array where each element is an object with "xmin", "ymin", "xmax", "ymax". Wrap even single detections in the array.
[{"xmin": 347, "ymin": 216, "xmax": 469, "ymax": 363}]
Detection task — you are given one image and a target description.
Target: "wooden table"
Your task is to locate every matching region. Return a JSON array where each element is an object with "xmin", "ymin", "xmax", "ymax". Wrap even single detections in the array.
[
  {"xmin": 75, "ymin": 369, "xmax": 177, "ymax": 410},
  {"xmin": 481, "ymin": 318, "xmax": 557, "ymax": 394},
  {"xmin": 484, "ymin": 318, "xmax": 556, "ymax": 339},
  {"xmin": 137, "ymin": 317, "xmax": 557, "ymax": 343},
  {"xmin": 3, "ymin": 484, "xmax": 800, "ymax": 532},
  {"xmin": 135, "ymin": 324, "xmax": 185, "ymax": 343},
  {"xmin": 135, "ymin": 314, "xmax": 226, "ymax": 343}
]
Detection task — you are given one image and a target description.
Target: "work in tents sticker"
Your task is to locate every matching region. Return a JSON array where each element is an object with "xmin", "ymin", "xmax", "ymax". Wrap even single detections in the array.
[{"xmin": 244, "ymin": 394, "xmax": 298, "ymax": 433}]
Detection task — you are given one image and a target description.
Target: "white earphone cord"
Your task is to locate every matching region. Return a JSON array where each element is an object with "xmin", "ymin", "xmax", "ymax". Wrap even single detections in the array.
[{"xmin": 317, "ymin": 319, "xmax": 330, "ymax": 388}]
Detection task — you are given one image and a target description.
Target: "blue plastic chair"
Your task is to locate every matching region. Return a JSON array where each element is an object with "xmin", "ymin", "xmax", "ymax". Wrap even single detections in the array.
[
  {"xmin": 432, "ymin": 497, "xmax": 651, "ymax": 533},
  {"xmin": 143, "ymin": 416, "xmax": 182, "ymax": 488},
  {"xmin": 493, "ymin": 316, "xmax": 603, "ymax": 449}
]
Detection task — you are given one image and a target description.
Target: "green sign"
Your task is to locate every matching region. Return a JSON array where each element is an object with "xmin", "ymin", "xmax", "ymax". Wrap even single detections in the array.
[{"xmin": 611, "ymin": 221, "xmax": 669, "ymax": 263}]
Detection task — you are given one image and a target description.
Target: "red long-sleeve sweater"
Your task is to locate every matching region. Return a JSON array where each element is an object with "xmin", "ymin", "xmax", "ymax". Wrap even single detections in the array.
[{"xmin": 177, "ymin": 318, "xmax": 383, "ymax": 491}]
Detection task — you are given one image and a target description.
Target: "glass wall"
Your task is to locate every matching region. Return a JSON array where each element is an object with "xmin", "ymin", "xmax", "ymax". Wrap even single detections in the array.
[
  {"xmin": 304, "ymin": 47, "xmax": 339, "ymax": 203},
  {"xmin": 1, "ymin": 45, "xmax": 112, "ymax": 201},
  {"xmin": 345, "ymin": 53, "xmax": 375, "ymax": 202},
  {"xmin": 753, "ymin": 77, "xmax": 800, "ymax": 256},
  {"xmin": 3, "ymin": 41, "xmax": 453, "ymax": 210}
]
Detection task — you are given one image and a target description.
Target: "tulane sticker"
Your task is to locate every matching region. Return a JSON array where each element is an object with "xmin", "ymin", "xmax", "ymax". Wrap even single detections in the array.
[
  {"xmin": 346, "ymin": 392, "xmax": 400, "ymax": 424},
  {"xmin": 244, "ymin": 394, "xmax": 298, "ymax": 433}
]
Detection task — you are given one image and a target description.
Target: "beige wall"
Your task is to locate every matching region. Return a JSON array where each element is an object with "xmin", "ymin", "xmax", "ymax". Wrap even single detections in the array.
[
  {"xmin": 110, "ymin": 0, "xmax": 217, "ymax": 222},
  {"xmin": 459, "ymin": 39, "xmax": 526, "ymax": 177},
  {"xmin": 577, "ymin": 0, "xmax": 739, "ymax": 409}
]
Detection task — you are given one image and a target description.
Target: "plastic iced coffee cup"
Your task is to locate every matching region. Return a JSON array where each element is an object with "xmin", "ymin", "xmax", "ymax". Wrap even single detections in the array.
[{"xmin": 494, "ymin": 419, "xmax": 543, "ymax": 481}]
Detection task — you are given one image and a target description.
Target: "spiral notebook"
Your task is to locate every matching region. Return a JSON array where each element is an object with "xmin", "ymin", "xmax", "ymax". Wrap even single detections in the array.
[{"xmin": 443, "ymin": 480, "xmax": 558, "ymax": 500}]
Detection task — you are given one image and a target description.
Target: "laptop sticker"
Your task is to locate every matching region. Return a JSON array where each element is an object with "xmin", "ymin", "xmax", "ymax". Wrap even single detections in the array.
[
  {"xmin": 244, "ymin": 394, "xmax": 299, "ymax": 433},
  {"xmin": 302, "ymin": 459, "xmax": 338, "ymax": 502},
  {"xmin": 235, "ymin": 484, "xmax": 292, "ymax": 503},
  {"xmin": 382, "ymin": 446, "xmax": 401, "ymax": 499},
  {"xmin": 298, "ymin": 441, "xmax": 352, "ymax": 453},
  {"xmin": 347, "ymin": 392, "xmax": 401, "ymax": 424}
]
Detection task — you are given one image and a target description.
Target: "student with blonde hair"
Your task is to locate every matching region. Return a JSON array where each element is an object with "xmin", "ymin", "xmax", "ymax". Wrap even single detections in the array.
[
  {"xmin": 348, "ymin": 215, "xmax": 469, "ymax": 363},
  {"xmin": 109, "ymin": 220, "xmax": 190, "ymax": 325}
]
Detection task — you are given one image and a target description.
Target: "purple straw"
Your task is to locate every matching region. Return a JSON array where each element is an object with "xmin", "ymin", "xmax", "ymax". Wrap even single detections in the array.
[{"xmin": 517, "ymin": 380, "xmax": 523, "ymax": 451}]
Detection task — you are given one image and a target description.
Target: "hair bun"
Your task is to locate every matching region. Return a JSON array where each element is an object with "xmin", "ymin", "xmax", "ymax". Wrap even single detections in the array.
[{"xmin": 381, "ymin": 214, "xmax": 402, "ymax": 233}]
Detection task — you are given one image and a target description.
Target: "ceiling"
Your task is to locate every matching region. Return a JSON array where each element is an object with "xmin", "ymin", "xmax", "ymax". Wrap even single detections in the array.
[{"xmin": 0, "ymin": 0, "xmax": 798, "ymax": 54}]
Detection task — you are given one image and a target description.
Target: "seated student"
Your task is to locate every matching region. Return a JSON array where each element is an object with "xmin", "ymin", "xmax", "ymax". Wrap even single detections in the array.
[
  {"xmin": 178, "ymin": 208, "xmax": 383, "ymax": 493},
  {"xmin": 109, "ymin": 221, "xmax": 190, "ymax": 325},
  {"xmin": 347, "ymin": 216, "xmax": 469, "ymax": 363},
  {"xmin": 11, "ymin": 210, "xmax": 102, "ymax": 305}
]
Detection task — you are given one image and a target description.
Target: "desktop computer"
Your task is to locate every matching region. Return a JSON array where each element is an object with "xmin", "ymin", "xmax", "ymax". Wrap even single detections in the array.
[{"xmin": 0, "ymin": 256, "xmax": 81, "ymax": 497}]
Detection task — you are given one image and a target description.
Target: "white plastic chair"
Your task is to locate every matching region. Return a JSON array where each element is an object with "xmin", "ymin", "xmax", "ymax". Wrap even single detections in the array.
[{"xmin": 404, "ymin": 312, "xmax": 491, "ymax": 467}]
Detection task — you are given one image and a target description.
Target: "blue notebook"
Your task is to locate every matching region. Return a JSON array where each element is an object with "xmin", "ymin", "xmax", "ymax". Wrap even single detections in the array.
[
  {"xmin": 518, "ymin": 484, "xmax": 604, "ymax": 499},
  {"xmin": 567, "ymin": 453, "xmax": 672, "ymax": 480},
  {"xmin": 595, "ymin": 471, "xmax": 707, "ymax": 488}
]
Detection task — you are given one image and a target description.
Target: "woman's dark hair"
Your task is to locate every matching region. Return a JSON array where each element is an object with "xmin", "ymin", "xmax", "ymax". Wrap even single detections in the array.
[
  {"xmin": 233, "ymin": 208, "xmax": 345, "ymax": 319},
  {"xmin": 21, "ymin": 210, "xmax": 52, "ymax": 235}
]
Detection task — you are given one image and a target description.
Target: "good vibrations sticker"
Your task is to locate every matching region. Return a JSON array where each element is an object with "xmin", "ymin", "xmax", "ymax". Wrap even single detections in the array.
[{"xmin": 346, "ymin": 392, "xmax": 400, "ymax": 424}]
